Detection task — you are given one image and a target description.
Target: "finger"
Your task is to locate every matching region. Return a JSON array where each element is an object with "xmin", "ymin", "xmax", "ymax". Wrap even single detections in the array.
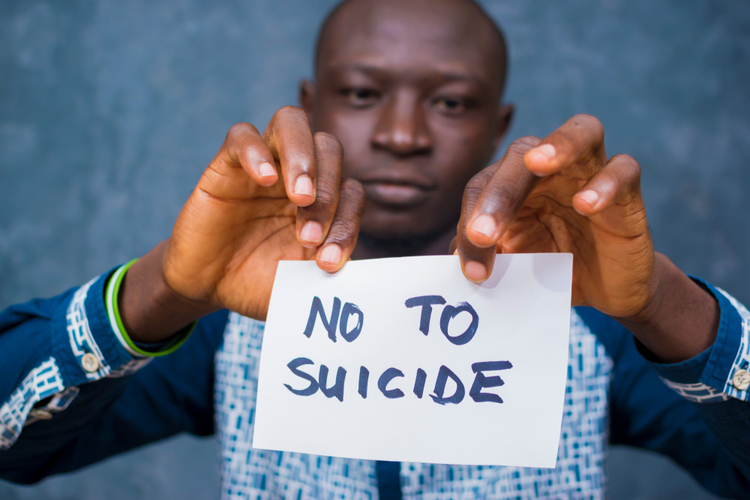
[
  {"xmin": 219, "ymin": 122, "xmax": 279, "ymax": 187},
  {"xmin": 263, "ymin": 106, "xmax": 317, "ymax": 207},
  {"xmin": 465, "ymin": 136, "xmax": 541, "ymax": 248},
  {"xmin": 448, "ymin": 235, "xmax": 458, "ymax": 255},
  {"xmin": 297, "ymin": 133, "xmax": 343, "ymax": 248},
  {"xmin": 523, "ymin": 114, "xmax": 606, "ymax": 177},
  {"xmin": 454, "ymin": 166, "xmax": 499, "ymax": 283},
  {"xmin": 315, "ymin": 178, "xmax": 366, "ymax": 273},
  {"xmin": 572, "ymin": 154, "xmax": 642, "ymax": 216}
]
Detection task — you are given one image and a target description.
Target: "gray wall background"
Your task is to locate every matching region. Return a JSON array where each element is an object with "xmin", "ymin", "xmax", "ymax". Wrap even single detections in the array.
[{"xmin": 1, "ymin": 0, "xmax": 749, "ymax": 498}]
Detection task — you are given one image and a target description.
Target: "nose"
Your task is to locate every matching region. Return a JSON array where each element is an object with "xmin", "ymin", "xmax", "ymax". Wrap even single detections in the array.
[{"xmin": 371, "ymin": 90, "xmax": 432, "ymax": 156}]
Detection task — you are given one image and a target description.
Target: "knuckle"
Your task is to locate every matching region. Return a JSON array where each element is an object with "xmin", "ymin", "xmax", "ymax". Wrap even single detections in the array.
[
  {"xmin": 573, "ymin": 113, "xmax": 602, "ymax": 129},
  {"xmin": 463, "ymin": 182, "xmax": 485, "ymax": 205},
  {"xmin": 460, "ymin": 187, "xmax": 482, "ymax": 217},
  {"xmin": 466, "ymin": 165, "xmax": 495, "ymax": 190},
  {"xmin": 314, "ymin": 185, "xmax": 338, "ymax": 211},
  {"xmin": 612, "ymin": 153, "xmax": 640, "ymax": 169},
  {"xmin": 572, "ymin": 114, "xmax": 604, "ymax": 141},
  {"xmin": 508, "ymin": 136, "xmax": 541, "ymax": 155},
  {"xmin": 226, "ymin": 122, "xmax": 258, "ymax": 141},
  {"xmin": 465, "ymin": 176, "xmax": 484, "ymax": 192},
  {"xmin": 314, "ymin": 132, "xmax": 343, "ymax": 152},
  {"xmin": 612, "ymin": 154, "xmax": 641, "ymax": 184},
  {"xmin": 275, "ymin": 105, "xmax": 308, "ymax": 123},
  {"xmin": 314, "ymin": 132, "xmax": 344, "ymax": 164},
  {"xmin": 339, "ymin": 179, "xmax": 367, "ymax": 218},
  {"xmin": 328, "ymin": 217, "xmax": 359, "ymax": 245},
  {"xmin": 341, "ymin": 178, "xmax": 366, "ymax": 201},
  {"xmin": 285, "ymin": 152, "xmax": 314, "ymax": 174},
  {"xmin": 487, "ymin": 182, "xmax": 521, "ymax": 209},
  {"xmin": 463, "ymin": 169, "xmax": 494, "ymax": 209}
]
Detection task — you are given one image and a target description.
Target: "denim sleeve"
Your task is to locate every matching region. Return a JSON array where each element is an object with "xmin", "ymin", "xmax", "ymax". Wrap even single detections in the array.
[
  {"xmin": 0, "ymin": 268, "xmax": 228, "ymax": 484},
  {"xmin": 581, "ymin": 278, "xmax": 750, "ymax": 498},
  {"xmin": 648, "ymin": 278, "xmax": 750, "ymax": 402},
  {"xmin": 635, "ymin": 278, "xmax": 750, "ymax": 496}
]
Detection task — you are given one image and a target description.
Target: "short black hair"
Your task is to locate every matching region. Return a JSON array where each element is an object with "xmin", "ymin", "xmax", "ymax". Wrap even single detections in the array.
[{"xmin": 313, "ymin": 0, "xmax": 508, "ymax": 92}]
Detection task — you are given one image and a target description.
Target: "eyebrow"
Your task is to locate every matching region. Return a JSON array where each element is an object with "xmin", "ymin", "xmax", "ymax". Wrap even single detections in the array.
[{"xmin": 328, "ymin": 62, "xmax": 489, "ymax": 87}]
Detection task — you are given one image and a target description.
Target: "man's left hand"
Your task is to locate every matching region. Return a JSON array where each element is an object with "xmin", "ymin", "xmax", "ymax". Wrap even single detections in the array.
[{"xmin": 455, "ymin": 114, "xmax": 719, "ymax": 363}]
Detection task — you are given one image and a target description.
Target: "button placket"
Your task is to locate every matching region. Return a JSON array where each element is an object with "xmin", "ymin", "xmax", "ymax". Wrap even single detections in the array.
[
  {"xmin": 732, "ymin": 369, "xmax": 750, "ymax": 391},
  {"xmin": 81, "ymin": 352, "xmax": 101, "ymax": 373}
]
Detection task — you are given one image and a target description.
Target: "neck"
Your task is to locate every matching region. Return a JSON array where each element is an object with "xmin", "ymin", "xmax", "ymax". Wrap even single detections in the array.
[{"xmin": 351, "ymin": 225, "xmax": 457, "ymax": 260}]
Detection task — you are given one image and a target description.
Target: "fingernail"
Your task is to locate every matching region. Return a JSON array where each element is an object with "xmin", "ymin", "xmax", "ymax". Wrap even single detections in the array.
[
  {"xmin": 535, "ymin": 144, "xmax": 556, "ymax": 159},
  {"xmin": 258, "ymin": 162, "xmax": 276, "ymax": 178},
  {"xmin": 319, "ymin": 245, "xmax": 342, "ymax": 265},
  {"xmin": 300, "ymin": 221, "xmax": 323, "ymax": 243},
  {"xmin": 578, "ymin": 190, "xmax": 599, "ymax": 207},
  {"xmin": 470, "ymin": 214, "xmax": 497, "ymax": 239},
  {"xmin": 465, "ymin": 261, "xmax": 488, "ymax": 282},
  {"xmin": 294, "ymin": 175, "xmax": 314, "ymax": 197}
]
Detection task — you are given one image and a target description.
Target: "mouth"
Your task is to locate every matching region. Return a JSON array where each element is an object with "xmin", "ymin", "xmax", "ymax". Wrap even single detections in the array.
[
  {"xmin": 361, "ymin": 182, "xmax": 432, "ymax": 207},
  {"xmin": 356, "ymin": 170, "xmax": 437, "ymax": 208}
]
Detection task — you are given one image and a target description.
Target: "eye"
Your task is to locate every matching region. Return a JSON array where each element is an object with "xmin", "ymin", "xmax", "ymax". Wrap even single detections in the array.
[
  {"xmin": 343, "ymin": 88, "xmax": 380, "ymax": 107},
  {"xmin": 434, "ymin": 97, "xmax": 467, "ymax": 115}
]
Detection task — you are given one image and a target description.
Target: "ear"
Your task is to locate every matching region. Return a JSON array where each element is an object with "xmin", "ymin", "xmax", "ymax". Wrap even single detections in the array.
[
  {"xmin": 299, "ymin": 79, "xmax": 316, "ymax": 119},
  {"xmin": 491, "ymin": 103, "xmax": 515, "ymax": 154}
]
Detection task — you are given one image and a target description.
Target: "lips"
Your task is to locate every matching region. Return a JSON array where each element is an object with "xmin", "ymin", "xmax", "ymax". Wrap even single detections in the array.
[
  {"xmin": 356, "ymin": 169, "xmax": 437, "ymax": 207},
  {"xmin": 361, "ymin": 182, "xmax": 430, "ymax": 206}
]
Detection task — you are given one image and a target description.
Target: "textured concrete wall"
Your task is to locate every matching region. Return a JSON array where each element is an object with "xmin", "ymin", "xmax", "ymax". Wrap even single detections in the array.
[{"xmin": 1, "ymin": 0, "xmax": 748, "ymax": 498}]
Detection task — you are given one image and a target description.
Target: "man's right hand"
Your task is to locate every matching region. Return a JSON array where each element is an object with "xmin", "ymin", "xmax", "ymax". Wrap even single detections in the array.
[{"xmin": 119, "ymin": 106, "xmax": 366, "ymax": 343}]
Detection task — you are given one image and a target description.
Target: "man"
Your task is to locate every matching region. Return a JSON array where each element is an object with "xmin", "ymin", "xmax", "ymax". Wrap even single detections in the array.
[{"xmin": 1, "ymin": 0, "xmax": 749, "ymax": 498}]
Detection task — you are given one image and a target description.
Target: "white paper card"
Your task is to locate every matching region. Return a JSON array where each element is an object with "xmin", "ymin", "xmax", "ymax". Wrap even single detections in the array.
[{"xmin": 253, "ymin": 254, "xmax": 573, "ymax": 468}]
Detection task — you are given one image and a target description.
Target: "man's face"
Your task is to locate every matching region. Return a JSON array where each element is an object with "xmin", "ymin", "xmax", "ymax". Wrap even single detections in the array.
[{"xmin": 303, "ymin": 0, "xmax": 511, "ymax": 240}]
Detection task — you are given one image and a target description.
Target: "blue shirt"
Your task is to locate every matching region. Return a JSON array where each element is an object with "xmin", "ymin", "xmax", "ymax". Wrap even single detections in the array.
[{"xmin": 1, "ymin": 267, "xmax": 750, "ymax": 498}]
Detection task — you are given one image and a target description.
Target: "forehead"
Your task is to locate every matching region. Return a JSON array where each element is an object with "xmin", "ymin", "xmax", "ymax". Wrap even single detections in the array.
[{"xmin": 317, "ymin": 1, "xmax": 504, "ymax": 88}]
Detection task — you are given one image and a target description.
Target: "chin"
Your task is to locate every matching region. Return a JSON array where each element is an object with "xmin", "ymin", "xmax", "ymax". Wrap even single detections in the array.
[
  {"xmin": 360, "ymin": 212, "xmax": 449, "ymax": 241},
  {"xmin": 361, "ymin": 226, "xmax": 418, "ymax": 240}
]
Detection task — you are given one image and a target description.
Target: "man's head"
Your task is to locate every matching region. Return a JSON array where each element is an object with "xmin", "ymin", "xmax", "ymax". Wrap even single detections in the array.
[{"xmin": 300, "ymin": 0, "xmax": 512, "ymax": 245}]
